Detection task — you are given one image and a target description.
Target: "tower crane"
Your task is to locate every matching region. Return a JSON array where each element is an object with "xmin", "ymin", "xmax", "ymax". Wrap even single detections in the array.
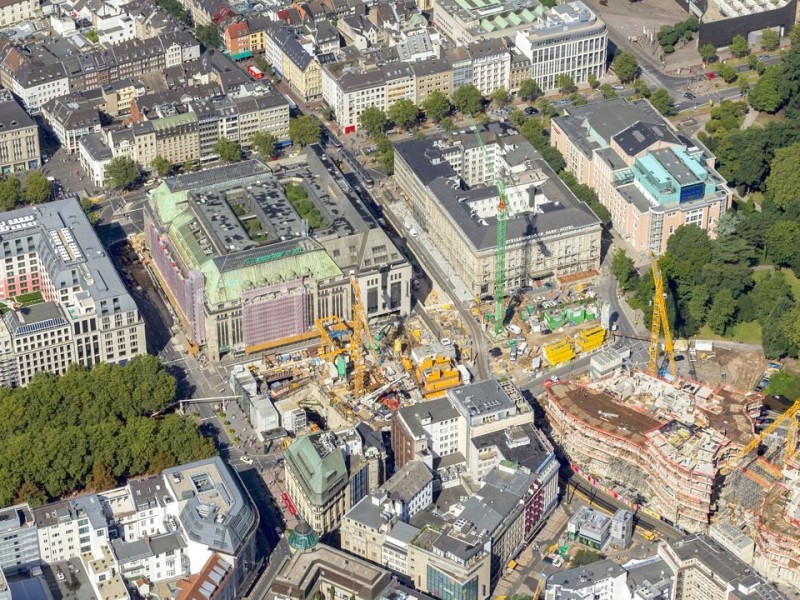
[
  {"xmin": 470, "ymin": 119, "xmax": 507, "ymax": 336},
  {"xmin": 349, "ymin": 274, "xmax": 370, "ymax": 397},
  {"xmin": 721, "ymin": 397, "xmax": 800, "ymax": 474},
  {"xmin": 648, "ymin": 256, "xmax": 677, "ymax": 380}
]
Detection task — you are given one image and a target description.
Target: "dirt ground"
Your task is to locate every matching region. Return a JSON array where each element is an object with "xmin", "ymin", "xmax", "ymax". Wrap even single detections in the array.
[{"xmin": 690, "ymin": 347, "xmax": 765, "ymax": 390}]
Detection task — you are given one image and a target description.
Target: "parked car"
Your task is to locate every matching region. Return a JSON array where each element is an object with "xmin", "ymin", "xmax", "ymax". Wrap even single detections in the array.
[
  {"xmin": 241, "ymin": 455, "xmax": 254, "ymax": 465},
  {"xmin": 684, "ymin": 92, "xmax": 696, "ymax": 100}
]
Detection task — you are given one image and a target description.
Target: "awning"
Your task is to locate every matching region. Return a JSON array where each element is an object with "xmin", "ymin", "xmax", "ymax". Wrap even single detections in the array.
[{"xmin": 230, "ymin": 51, "xmax": 253, "ymax": 60}]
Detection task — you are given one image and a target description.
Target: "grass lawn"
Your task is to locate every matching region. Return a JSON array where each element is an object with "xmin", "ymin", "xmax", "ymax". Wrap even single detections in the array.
[
  {"xmin": 765, "ymin": 371, "xmax": 800, "ymax": 399},
  {"xmin": 697, "ymin": 320, "xmax": 762, "ymax": 344},
  {"xmin": 15, "ymin": 291, "xmax": 43, "ymax": 306},
  {"xmin": 752, "ymin": 268, "xmax": 800, "ymax": 298}
]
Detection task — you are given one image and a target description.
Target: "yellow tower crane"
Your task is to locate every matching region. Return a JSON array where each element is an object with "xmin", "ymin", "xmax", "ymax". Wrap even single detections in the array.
[
  {"xmin": 648, "ymin": 257, "xmax": 677, "ymax": 380},
  {"xmin": 350, "ymin": 275, "xmax": 368, "ymax": 398},
  {"xmin": 785, "ymin": 415, "xmax": 799, "ymax": 465},
  {"xmin": 721, "ymin": 398, "xmax": 800, "ymax": 474}
]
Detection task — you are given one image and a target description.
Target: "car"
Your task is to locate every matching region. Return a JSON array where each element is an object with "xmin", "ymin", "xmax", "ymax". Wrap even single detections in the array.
[
  {"xmin": 550, "ymin": 375, "xmax": 560, "ymax": 382},
  {"xmin": 241, "ymin": 455, "xmax": 254, "ymax": 465},
  {"xmin": 759, "ymin": 54, "xmax": 770, "ymax": 61},
  {"xmin": 409, "ymin": 228, "xmax": 418, "ymax": 238},
  {"xmin": 705, "ymin": 72, "xmax": 717, "ymax": 79},
  {"xmin": 524, "ymin": 107, "xmax": 538, "ymax": 115},
  {"xmin": 490, "ymin": 347, "xmax": 502, "ymax": 357},
  {"xmin": 683, "ymin": 92, "xmax": 696, "ymax": 100},
  {"xmin": 440, "ymin": 338, "xmax": 452, "ymax": 347},
  {"xmin": 57, "ymin": 571, "xmax": 66, "ymax": 582},
  {"xmin": 612, "ymin": 84, "xmax": 625, "ymax": 91}
]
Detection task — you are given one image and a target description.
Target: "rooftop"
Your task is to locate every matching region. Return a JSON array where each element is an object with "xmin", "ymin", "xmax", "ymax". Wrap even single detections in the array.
[
  {"xmin": 380, "ymin": 461, "xmax": 433, "ymax": 503},
  {"xmin": 284, "ymin": 432, "xmax": 348, "ymax": 506},
  {"xmin": 396, "ymin": 396, "xmax": 460, "ymax": 439},
  {"xmin": 547, "ymin": 559, "xmax": 626, "ymax": 591},
  {"xmin": 471, "ymin": 422, "xmax": 553, "ymax": 473},
  {"xmin": 448, "ymin": 378, "xmax": 518, "ymax": 419}
]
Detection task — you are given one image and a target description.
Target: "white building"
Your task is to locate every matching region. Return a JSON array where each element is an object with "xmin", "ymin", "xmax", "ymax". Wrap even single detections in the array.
[
  {"xmin": 545, "ymin": 559, "xmax": 630, "ymax": 600},
  {"xmin": 79, "ymin": 133, "xmax": 114, "ymax": 187},
  {"xmin": 468, "ymin": 38, "xmax": 510, "ymax": 96},
  {"xmin": 0, "ymin": 0, "xmax": 37, "ymax": 28},
  {"xmin": 514, "ymin": 1, "xmax": 607, "ymax": 91}
]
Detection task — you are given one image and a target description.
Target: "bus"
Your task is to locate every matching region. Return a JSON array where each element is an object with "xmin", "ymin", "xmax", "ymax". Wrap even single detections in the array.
[{"xmin": 247, "ymin": 65, "xmax": 264, "ymax": 80}]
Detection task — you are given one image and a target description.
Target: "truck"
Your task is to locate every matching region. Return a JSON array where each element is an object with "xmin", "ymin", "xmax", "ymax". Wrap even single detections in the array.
[{"xmin": 247, "ymin": 65, "xmax": 264, "ymax": 80}]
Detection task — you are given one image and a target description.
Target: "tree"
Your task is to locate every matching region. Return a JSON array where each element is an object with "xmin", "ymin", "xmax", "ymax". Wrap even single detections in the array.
[
  {"xmin": 88, "ymin": 462, "xmax": 116, "ymax": 491},
  {"xmin": 766, "ymin": 221, "xmax": 800, "ymax": 269},
  {"xmin": 388, "ymin": 99, "xmax": 419, "ymax": 130},
  {"xmin": 730, "ymin": 34, "xmax": 750, "ymax": 58},
  {"xmin": 599, "ymin": 83, "xmax": 617, "ymax": 99},
  {"xmin": 587, "ymin": 73, "xmax": 599, "ymax": 89},
  {"xmin": 612, "ymin": 52, "xmax": 639, "ymax": 83},
  {"xmin": 760, "ymin": 28, "xmax": 780, "ymax": 51},
  {"xmin": 556, "ymin": 73, "xmax": 577, "ymax": 94},
  {"xmin": 749, "ymin": 66, "xmax": 786, "ymax": 113},
  {"xmin": 85, "ymin": 29, "xmax": 99, "ymax": 43},
  {"xmin": 571, "ymin": 549, "xmax": 603, "ymax": 568},
  {"xmin": 518, "ymin": 78, "xmax": 542, "ymax": 100},
  {"xmin": 766, "ymin": 143, "xmax": 800, "ymax": 211},
  {"xmin": 195, "ymin": 24, "xmax": 221, "ymax": 49},
  {"xmin": 440, "ymin": 116, "xmax": 455, "ymax": 132},
  {"xmin": 633, "ymin": 78, "xmax": 651, "ymax": 98},
  {"xmin": 452, "ymin": 84, "xmax": 483, "ymax": 115},
  {"xmin": 183, "ymin": 159, "xmax": 196, "ymax": 173},
  {"xmin": 738, "ymin": 75, "xmax": 751, "ymax": 97},
  {"xmin": 250, "ymin": 131, "xmax": 277, "ymax": 158},
  {"xmin": 150, "ymin": 155, "xmax": 172, "ymax": 177},
  {"xmin": 700, "ymin": 43, "xmax": 718, "ymax": 63},
  {"xmin": 23, "ymin": 171, "xmax": 51, "ymax": 204},
  {"xmin": 105, "ymin": 157, "xmax": 141, "ymax": 190},
  {"xmin": 422, "ymin": 90, "xmax": 451, "ymax": 122},
  {"xmin": 289, "ymin": 115, "xmax": 321, "ymax": 146},
  {"xmin": 748, "ymin": 53, "xmax": 767, "ymax": 75},
  {"xmin": 658, "ymin": 25, "xmax": 679, "ymax": 48},
  {"xmin": 687, "ymin": 285, "xmax": 711, "ymax": 324},
  {"xmin": 490, "ymin": 86, "xmax": 510, "ymax": 108},
  {"xmin": 718, "ymin": 63, "xmax": 737, "ymax": 83},
  {"xmin": 650, "ymin": 88, "xmax": 676, "ymax": 115},
  {"xmin": 376, "ymin": 136, "xmax": 394, "ymax": 175},
  {"xmin": 611, "ymin": 248, "xmax": 638, "ymax": 291},
  {"xmin": 14, "ymin": 481, "xmax": 47, "ymax": 507},
  {"xmin": 213, "ymin": 137, "xmax": 242, "ymax": 162},
  {"xmin": 706, "ymin": 288, "xmax": 737, "ymax": 334},
  {"xmin": 0, "ymin": 176, "xmax": 20, "ymax": 211},
  {"xmin": 359, "ymin": 106, "xmax": 387, "ymax": 138},
  {"xmin": 791, "ymin": 24, "xmax": 800, "ymax": 47}
]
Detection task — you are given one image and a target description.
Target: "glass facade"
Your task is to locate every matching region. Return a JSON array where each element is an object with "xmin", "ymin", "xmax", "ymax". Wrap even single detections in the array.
[{"xmin": 426, "ymin": 565, "xmax": 478, "ymax": 600}]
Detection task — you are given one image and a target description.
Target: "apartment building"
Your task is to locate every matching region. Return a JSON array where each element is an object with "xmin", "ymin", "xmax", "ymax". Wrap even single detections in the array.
[
  {"xmin": 545, "ymin": 560, "xmax": 628, "ymax": 600},
  {"xmin": 0, "ymin": 504, "xmax": 39, "ymax": 575},
  {"xmin": 514, "ymin": 1, "xmax": 607, "ymax": 91},
  {"xmin": 410, "ymin": 58, "xmax": 453, "ymax": 104},
  {"xmin": 321, "ymin": 63, "xmax": 386, "ymax": 134},
  {"xmin": 41, "ymin": 95, "xmax": 102, "ymax": 154},
  {"xmin": 0, "ymin": 0, "xmax": 36, "ymax": 27},
  {"xmin": 394, "ymin": 123, "xmax": 602, "ymax": 299},
  {"xmin": 265, "ymin": 24, "xmax": 322, "ymax": 101},
  {"xmin": 544, "ymin": 382, "xmax": 725, "ymax": 532},
  {"xmin": 284, "ymin": 430, "xmax": 385, "ymax": 534},
  {"xmin": 0, "ymin": 90, "xmax": 40, "ymax": 174},
  {"xmin": 145, "ymin": 153, "xmax": 410, "ymax": 360},
  {"xmin": 392, "ymin": 396, "xmax": 461, "ymax": 469},
  {"xmin": 468, "ymin": 38, "xmax": 510, "ymax": 97},
  {"xmin": 0, "ymin": 32, "xmax": 200, "ymax": 110},
  {"xmin": 551, "ymin": 98, "xmax": 731, "ymax": 254},
  {"xmin": 0, "ymin": 198, "xmax": 146, "ymax": 387},
  {"xmin": 79, "ymin": 133, "xmax": 114, "ymax": 188},
  {"xmin": 659, "ymin": 534, "xmax": 784, "ymax": 600}
]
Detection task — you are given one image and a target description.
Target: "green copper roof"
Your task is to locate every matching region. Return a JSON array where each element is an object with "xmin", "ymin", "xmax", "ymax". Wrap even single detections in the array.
[
  {"xmin": 284, "ymin": 434, "xmax": 347, "ymax": 507},
  {"xmin": 288, "ymin": 520, "xmax": 319, "ymax": 551}
]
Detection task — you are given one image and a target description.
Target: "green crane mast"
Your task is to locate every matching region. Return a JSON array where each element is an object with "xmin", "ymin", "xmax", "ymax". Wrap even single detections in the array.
[{"xmin": 470, "ymin": 120, "xmax": 507, "ymax": 335}]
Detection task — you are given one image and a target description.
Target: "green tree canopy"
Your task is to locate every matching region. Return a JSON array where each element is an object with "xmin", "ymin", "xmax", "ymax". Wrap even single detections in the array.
[
  {"xmin": 730, "ymin": 34, "xmax": 750, "ymax": 58},
  {"xmin": 766, "ymin": 221, "xmax": 800, "ymax": 270},
  {"xmin": 587, "ymin": 73, "xmax": 599, "ymax": 89},
  {"xmin": 289, "ymin": 115, "xmax": 321, "ymax": 146},
  {"xmin": 490, "ymin": 86, "xmax": 510, "ymax": 107},
  {"xmin": 634, "ymin": 78, "xmax": 651, "ymax": 98},
  {"xmin": 749, "ymin": 66, "xmax": 788, "ymax": 113},
  {"xmin": 421, "ymin": 90, "xmax": 451, "ymax": 122},
  {"xmin": 213, "ymin": 137, "xmax": 242, "ymax": 162},
  {"xmin": 650, "ymin": 88, "xmax": 676, "ymax": 115},
  {"xmin": 791, "ymin": 23, "xmax": 800, "ymax": 46},
  {"xmin": 718, "ymin": 63, "xmax": 737, "ymax": 83},
  {"xmin": 195, "ymin": 24, "xmax": 221, "ymax": 49},
  {"xmin": 760, "ymin": 28, "xmax": 780, "ymax": 51},
  {"xmin": 518, "ymin": 78, "xmax": 542, "ymax": 100},
  {"xmin": 105, "ymin": 157, "xmax": 141, "ymax": 190},
  {"xmin": 359, "ymin": 106, "xmax": 387, "ymax": 137},
  {"xmin": 376, "ymin": 136, "xmax": 394, "ymax": 175},
  {"xmin": 599, "ymin": 83, "xmax": 617, "ymax": 99},
  {"xmin": 658, "ymin": 25, "xmax": 679, "ymax": 48},
  {"xmin": 612, "ymin": 52, "xmax": 639, "ymax": 83},
  {"xmin": 452, "ymin": 84, "xmax": 483, "ymax": 115},
  {"xmin": 765, "ymin": 143, "xmax": 800, "ymax": 211},
  {"xmin": 706, "ymin": 289, "xmax": 737, "ymax": 334},
  {"xmin": 388, "ymin": 99, "xmax": 419, "ymax": 130},
  {"xmin": 0, "ymin": 177, "xmax": 21, "ymax": 211},
  {"xmin": 150, "ymin": 155, "xmax": 172, "ymax": 177},
  {"xmin": 700, "ymin": 43, "xmax": 718, "ymax": 63},
  {"xmin": 611, "ymin": 248, "xmax": 638, "ymax": 291},
  {"xmin": 556, "ymin": 73, "xmax": 577, "ymax": 94},
  {"xmin": 22, "ymin": 171, "xmax": 51, "ymax": 204},
  {"xmin": 250, "ymin": 131, "xmax": 277, "ymax": 157}
]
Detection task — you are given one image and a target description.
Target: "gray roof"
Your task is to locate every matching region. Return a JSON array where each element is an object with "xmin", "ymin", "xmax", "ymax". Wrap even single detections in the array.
[
  {"xmin": 396, "ymin": 396, "xmax": 460, "ymax": 439},
  {"xmin": 409, "ymin": 57, "xmax": 452, "ymax": 77},
  {"xmin": 613, "ymin": 121, "xmax": 679, "ymax": 157},
  {"xmin": 148, "ymin": 531, "xmax": 187, "ymax": 555},
  {"xmin": 564, "ymin": 97, "xmax": 664, "ymax": 143},
  {"xmin": 547, "ymin": 559, "xmax": 626, "ymax": 591},
  {"xmin": 111, "ymin": 538, "xmax": 152, "ymax": 563},
  {"xmin": 385, "ymin": 521, "xmax": 419, "ymax": 545},
  {"xmin": 471, "ymin": 423, "xmax": 553, "ymax": 473},
  {"xmin": 650, "ymin": 147, "xmax": 701, "ymax": 185},
  {"xmin": 5, "ymin": 302, "xmax": 65, "ymax": 336},
  {"xmin": 0, "ymin": 90, "xmax": 34, "ymax": 131},
  {"xmin": 664, "ymin": 534, "xmax": 786, "ymax": 600},
  {"xmin": 345, "ymin": 494, "xmax": 388, "ymax": 530},
  {"xmin": 269, "ymin": 25, "xmax": 314, "ymax": 71},
  {"xmin": 79, "ymin": 133, "xmax": 113, "ymax": 161},
  {"xmin": 128, "ymin": 475, "xmax": 165, "ymax": 511},
  {"xmin": 448, "ymin": 378, "xmax": 516, "ymax": 418},
  {"xmin": 380, "ymin": 461, "xmax": 432, "ymax": 503},
  {"xmin": 42, "ymin": 95, "xmax": 100, "ymax": 130},
  {"xmin": 624, "ymin": 557, "xmax": 672, "ymax": 599},
  {"xmin": 356, "ymin": 422, "xmax": 384, "ymax": 453}
]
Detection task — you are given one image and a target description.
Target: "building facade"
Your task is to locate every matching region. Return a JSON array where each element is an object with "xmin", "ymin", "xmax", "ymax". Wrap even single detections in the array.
[{"xmin": 0, "ymin": 90, "xmax": 40, "ymax": 175}]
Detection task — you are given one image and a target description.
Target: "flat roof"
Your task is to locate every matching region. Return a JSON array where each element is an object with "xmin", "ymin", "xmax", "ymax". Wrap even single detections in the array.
[
  {"xmin": 448, "ymin": 378, "xmax": 517, "ymax": 417},
  {"xmin": 471, "ymin": 422, "xmax": 553, "ymax": 473}
]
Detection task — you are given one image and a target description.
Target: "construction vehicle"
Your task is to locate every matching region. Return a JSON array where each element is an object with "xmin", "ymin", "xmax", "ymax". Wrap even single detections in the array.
[
  {"xmin": 470, "ymin": 118, "xmax": 507, "ymax": 336},
  {"xmin": 640, "ymin": 530, "xmax": 659, "ymax": 542},
  {"xmin": 721, "ymin": 397, "xmax": 800, "ymax": 475},
  {"xmin": 648, "ymin": 256, "xmax": 677, "ymax": 380}
]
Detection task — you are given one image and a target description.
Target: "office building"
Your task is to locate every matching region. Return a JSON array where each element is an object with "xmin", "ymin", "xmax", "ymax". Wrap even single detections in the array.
[
  {"xmin": 0, "ymin": 90, "xmax": 40, "ymax": 175},
  {"xmin": 513, "ymin": 1, "xmax": 607, "ymax": 91},
  {"xmin": 551, "ymin": 98, "xmax": 731, "ymax": 254},
  {"xmin": 659, "ymin": 533, "xmax": 785, "ymax": 600},
  {"xmin": 394, "ymin": 123, "xmax": 602, "ymax": 299},
  {"xmin": 545, "ymin": 559, "xmax": 629, "ymax": 600},
  {"xmin": 682, "ymin": 0, "xmax": 796, "ymax": 47},
  {"xmin": 0, "ymin": 197, "xmax": 146, "ymax": 387},
  {"xmin": 264, "ymin": 24, "xmax": 322, "ymax": 101},
  {"xmin": 610, "ymin": 508, "xmax": 634, "ymax": 549},
  {"xmin": 0, "ymin": 503, "xmax": 39, "ymax": 575},
  {"xmin": 432, "ymin": 0, "xmax": 542, "ymax": 45},
  {"xmin": 145, "ymin": 152, "xmax": 411, "ymax": 361},
  {"xmin": 41, "ymin": 95, "xmax": 102, "ymax": 154}
]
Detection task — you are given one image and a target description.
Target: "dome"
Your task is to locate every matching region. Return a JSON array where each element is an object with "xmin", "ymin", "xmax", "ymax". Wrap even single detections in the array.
[{"xmin": 288, "ymin": 519, "xmax": 319, "ymax": 551}]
